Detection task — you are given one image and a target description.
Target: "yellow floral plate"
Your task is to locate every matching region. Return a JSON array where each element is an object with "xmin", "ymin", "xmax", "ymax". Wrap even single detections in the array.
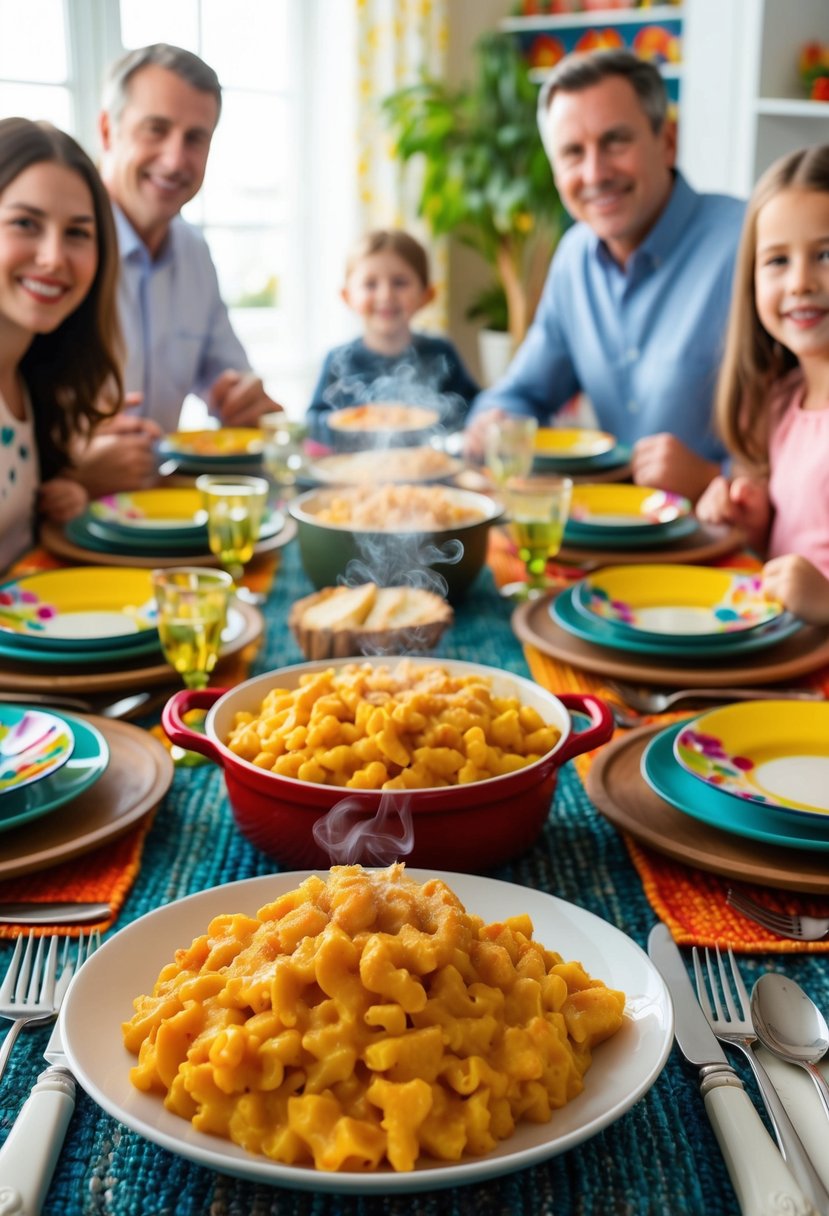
[
  {"xmin": 535, "ymin": 428, "xmax": 616, "ymax": 461},
  {"xmin": 160, "ymin": 428, "xmax": 265, "ymax": 469},
  {"xmin": 568, "ymin": 484, "xmax": 692, "ymax": 528},
  {"xmin": 578, "ymin": 564, "xmax": 785, "ymax": 642},
  {"xmin": 89, "ymin": 488, "xmax": 205, "ymax": 538},
  {"xmin": 673, "ymin": 701, "xmax": 829, "ymax": 820},
  {"xmin": 0, "ymin": 567, "xmax": 157, "ymax": 649}
]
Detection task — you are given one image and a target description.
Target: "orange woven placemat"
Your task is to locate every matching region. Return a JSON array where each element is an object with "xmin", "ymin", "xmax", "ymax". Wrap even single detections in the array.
[
  {"xmin": 0, "ymin": 815, "xmax": 156, "ymax": 940},
  {"xmin": 489, "ymin": 530, "xmax": 829, "ymax": 952},
  {"xmin": 0, "ymin": 546, "xmax": 276, "ymax": 935}
]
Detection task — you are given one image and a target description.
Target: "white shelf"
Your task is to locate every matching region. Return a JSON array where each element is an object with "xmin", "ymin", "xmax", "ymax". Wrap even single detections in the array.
[
  {"xmin": 501, "ymin": 6, "xmax": 682, "ymax": 32},
  {"xmin": 754, "ymin": 97, "xmax": 829, "ymax": 118}
]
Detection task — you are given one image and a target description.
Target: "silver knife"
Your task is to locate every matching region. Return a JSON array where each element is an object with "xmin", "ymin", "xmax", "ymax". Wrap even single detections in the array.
[
  {"xmin": 0, "ymin": 1015, "xmax": 75, "ymax": 1214},
  {"xmin": 0, "ymin": 901, "xmax": 111, "ymax": 925},
  {"xmin": 648, "ymin": 924, "xmax": 817, "ymax": 1216}
]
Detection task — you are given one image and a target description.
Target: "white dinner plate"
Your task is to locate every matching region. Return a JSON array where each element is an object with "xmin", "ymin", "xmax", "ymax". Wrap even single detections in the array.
[{"xmin": 61, "ymin": 870, "xmax": 672, "ymax": 1194}]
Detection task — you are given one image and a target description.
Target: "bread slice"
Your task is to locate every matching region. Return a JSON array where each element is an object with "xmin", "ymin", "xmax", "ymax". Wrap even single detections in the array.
[
  {"xmin": 296, "ymin": 583, "xmax": 376, "ymax": 631},
  {"xmin": 289, "ymin": 583, "xmax": 452, "ymax": 660}
]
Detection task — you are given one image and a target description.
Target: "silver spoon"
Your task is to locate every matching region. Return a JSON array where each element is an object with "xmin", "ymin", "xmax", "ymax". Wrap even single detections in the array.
[{"xmin": 751, "ymin": 973, "xmax": 829, "ymax": 1120}]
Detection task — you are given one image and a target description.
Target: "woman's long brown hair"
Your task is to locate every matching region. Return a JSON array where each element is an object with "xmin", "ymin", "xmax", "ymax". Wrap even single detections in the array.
[{"xmin": 0, "ymin": 117, "xmax": 123, "ymax": 478}]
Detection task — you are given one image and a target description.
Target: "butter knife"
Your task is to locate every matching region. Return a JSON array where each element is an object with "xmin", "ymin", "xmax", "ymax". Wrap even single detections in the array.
[
  {"xmin": 0, "ymin": 902, "xmax": 111, "ymax": 925},
  {"xmin": 0, "ymin": 1009, "xmax": 75, "ymax": 1214},
  {"xmin": 648, "ymin": 924, "xmax": 817, "ymax": 1216}
]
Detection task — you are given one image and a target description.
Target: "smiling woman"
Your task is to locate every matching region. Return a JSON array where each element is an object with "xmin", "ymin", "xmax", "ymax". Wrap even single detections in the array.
[{"xmin": 0, "ymin": 116, "xmax": 122, "ymax": 573}]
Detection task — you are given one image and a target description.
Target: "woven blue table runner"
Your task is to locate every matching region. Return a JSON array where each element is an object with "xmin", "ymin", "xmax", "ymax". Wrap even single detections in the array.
[{"xmin": 2, "ymin": 542, "xmax": 827, "ymax": 1215}]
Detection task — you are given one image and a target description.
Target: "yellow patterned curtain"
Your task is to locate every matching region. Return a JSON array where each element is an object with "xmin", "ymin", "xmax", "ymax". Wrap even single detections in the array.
[{"xmin": 355, "ymin": 0, "xmax": 448, "ymax": 329}]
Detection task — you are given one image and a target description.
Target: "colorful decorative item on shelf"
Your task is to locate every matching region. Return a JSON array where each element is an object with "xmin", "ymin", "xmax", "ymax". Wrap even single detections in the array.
[
  {"xmin": 514, "ymin": 1, "xmax": 579, "ymax": 14},
  {"xmin": 799, "ymin": 42, "xmax": 829, "ymax": 101},
  {"xmin": 574, "ymin": 27, "xmax": 625, "ymax": 53},
  {"xmin": 529, "ymin": 34, "xmax": 567, "ymax": 70},
  {"xmin": 632, "ymin": 24, "xmax": 681, "ymax": 64}
]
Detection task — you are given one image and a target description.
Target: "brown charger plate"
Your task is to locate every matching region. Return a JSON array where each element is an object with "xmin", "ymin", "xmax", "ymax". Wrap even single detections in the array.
[
  {"xmin": 39, "ymin": 516, "xmax": 297, "ymax": 569},
  {"xmin": 585, "ymin": 722, "xmax": 829, "ymax": 893},
  {"xmin": 512, "ymin": 589, "xmax": 829, "ymax": 688},
  {"xmin": 559, "ymin": 520, "xmax": 745, "ymax": 567},
  {"xmin": 0, "ymin": 715, "xmax": 173, "ymax": 879},
  {"xmin": 0, "ymin": 597, "xmax": 263, "ymax": 695}
]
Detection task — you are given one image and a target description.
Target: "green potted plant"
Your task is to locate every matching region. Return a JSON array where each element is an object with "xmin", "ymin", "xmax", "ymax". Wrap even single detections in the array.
[{"xmin": 381, "ymin": 31, "xmax": 567, "ymax": 353}]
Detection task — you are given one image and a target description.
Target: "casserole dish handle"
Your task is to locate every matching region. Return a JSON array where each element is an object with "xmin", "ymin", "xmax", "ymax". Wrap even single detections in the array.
[
  {"xmin": 162, "ymin": 688, "xmax": 228, "ymax": 762},
  {"xmin": 553, "ymin": 694, "xmax": 614, "ymax": 763}
]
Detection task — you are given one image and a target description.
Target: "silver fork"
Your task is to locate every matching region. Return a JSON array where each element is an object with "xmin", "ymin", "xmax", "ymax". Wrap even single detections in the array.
[
  {"xmin": 0, "ymin": 929, "xmax": 100, "ymax": 1216},
  {"xmin": 605, "ymin": 680, "xmax": 824, "ymax": 714},
  {"xmin": 727, "ymin": 889, "xmax": 829, "ymax": 942},
  {"xmin": 693, "ymin": 944, "xmax": 829, "ymax": 1214},
  {"xmin": 0, "ymin": 934, "xmax": 62, "ymax": 1084}
]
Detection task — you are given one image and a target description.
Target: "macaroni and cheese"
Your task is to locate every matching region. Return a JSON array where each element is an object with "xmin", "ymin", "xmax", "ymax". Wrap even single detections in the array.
[
  {"xmin": 225, "ymin": 660, "xmax": 561, "ymax": 789},
  {"xmin": 308, "ymin": 484, "xmax": 485, "ymax": 531},
  {"xmin": 123, "ymin": 864, "xmax": 626, "ymax": 1172},
  {"xmin": 328, "ymin": 404, "xmax": 438, "ymax": 432}
]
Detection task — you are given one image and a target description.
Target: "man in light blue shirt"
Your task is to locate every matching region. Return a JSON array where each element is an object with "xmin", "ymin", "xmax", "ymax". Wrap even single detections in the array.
[
  {"xmin": 467, "ymin": 50, "xmax": 745, "ymax": 501},
  {"xmin": 76, "ymin": 43, "xmax": 282, "ymax": 494}
]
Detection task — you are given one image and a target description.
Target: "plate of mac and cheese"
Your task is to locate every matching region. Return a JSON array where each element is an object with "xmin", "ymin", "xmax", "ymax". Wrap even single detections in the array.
[{"xmin": 61, "ymin": 867, "xmax": 672, "ymax": 1193}]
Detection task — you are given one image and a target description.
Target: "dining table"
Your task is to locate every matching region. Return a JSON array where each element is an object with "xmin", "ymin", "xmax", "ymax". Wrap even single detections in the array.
[{"xmin": 0, "ymin": 525, "xmax": 828, "ymax": 1216}]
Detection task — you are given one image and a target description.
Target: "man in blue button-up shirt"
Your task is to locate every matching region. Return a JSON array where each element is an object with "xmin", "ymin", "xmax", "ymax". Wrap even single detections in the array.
[
  {"xmin": 75, "ymin": 44, "xmax": 282, "ymax": 495},
  {"xmin": 467, "ymin": 50, "xmax": 745, "ymax": 501}
]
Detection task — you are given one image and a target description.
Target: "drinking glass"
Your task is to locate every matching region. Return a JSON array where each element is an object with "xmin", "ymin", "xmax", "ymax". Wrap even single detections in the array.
[
  {"xmin": 483, "ymin": 415, "xmax": 538, "ymax": 488},
  {"xmin": 151, "ymin": 567, "xmax": 233, "ymax": 690},
  {"xmin": 500, "ymin": 476, "xmax": 573, "ymax": 600},
  {"xmin": 260, "ymin": 412, "xmax": 306, "ymax": 504},
  {"xmin": 196, "ymin": 474, "xmax": 269, "ymax": 586}
]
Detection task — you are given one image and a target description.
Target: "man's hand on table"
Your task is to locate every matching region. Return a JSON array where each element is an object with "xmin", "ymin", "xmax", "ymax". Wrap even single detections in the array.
[
  {"xmin": 462, "ymin": 407, "xmax": 513, "ymax": 464},
  {"xmin": 209, "ymin": 370, "xmax": 284, "ymax": 427},
  {"xmin": 631, "ymin": 433, "xmax": 720, "ymax": 502},
  {"xmin": 72, "ymin": 408, "xmax": 163, "ymax": 497}
]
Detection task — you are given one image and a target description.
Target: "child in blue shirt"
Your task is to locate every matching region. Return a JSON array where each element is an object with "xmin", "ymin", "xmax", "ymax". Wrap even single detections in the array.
[{"xmin": 307, "ymin": 230, "xmax": 479, "ymax": 443}]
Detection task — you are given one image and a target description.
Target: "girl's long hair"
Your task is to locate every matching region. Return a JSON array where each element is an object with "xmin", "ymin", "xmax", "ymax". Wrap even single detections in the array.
[
  {"xmin": 715, "ymin": 145, "xmax": 829, "ymax": 468},
  {"xmin": 0, "ymin": 117, "xmax": 123, "ymax": 477}
]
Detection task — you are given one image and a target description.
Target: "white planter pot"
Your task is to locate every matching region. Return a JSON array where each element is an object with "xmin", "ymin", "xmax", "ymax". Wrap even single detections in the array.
[{"xmin": 478, "ymin": 328, "xmax": 515, "ymax": 387}]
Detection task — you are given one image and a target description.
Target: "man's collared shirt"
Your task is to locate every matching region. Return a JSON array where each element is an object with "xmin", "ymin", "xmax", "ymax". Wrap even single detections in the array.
[
  {"xmin": 470, "ymin": 172, "xmax": 745, "ymax": 463},
  {"xmin": 114, "ymin": 205, "xmax": 251, "ymax": 433}
]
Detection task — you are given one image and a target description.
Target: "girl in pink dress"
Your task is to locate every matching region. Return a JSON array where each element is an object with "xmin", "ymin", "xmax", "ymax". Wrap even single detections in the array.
[{"xmin": 697, "ymin": 145, "xmax": 829, "ymax": 625}]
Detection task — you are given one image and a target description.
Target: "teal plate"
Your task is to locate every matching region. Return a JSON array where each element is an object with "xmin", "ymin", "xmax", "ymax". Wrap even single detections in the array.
[
  {"xmin": 1, "ymin": 624, "xmax": 158, "ymax": 657},
  {"xmin": 157, "ymin": 442, "xmax": 264, "ymax": 472},
  {"xmin": 66, "ymin": 515, "xmax": 205, "ymax": 558},
  {"xmin": 641, "ymin": 720, "xmax": 829, "ymax": 849},
  {"xmin": 533, "ymin": 443, "xmax": 632, "ymax": 474},
  {"xmin": 0, "ymin": 711, "xmax": 109, "ymax": 833},
  {"xmin": 552, "ymin": 585, "xmax": 802, "ymax": 658},
  {"xmin": 84, "ymin": 517, "xmax": 208, "ymax": 554},
  {"xmin": 73, "ymin": 509, "xmax": 284, "ymax": 557},
  {"xmin": 563, "ymin": 513, "xmax": 698, "ymax": 549},
  {"xmin": 0, "ymin": 627, "xmax": 162, "ymax": 666}
]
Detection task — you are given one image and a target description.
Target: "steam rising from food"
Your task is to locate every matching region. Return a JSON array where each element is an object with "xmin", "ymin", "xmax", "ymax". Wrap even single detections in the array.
[
  {"xmin": 312, "ymin": 792, "xmax": 415, "ymax": 864},
  {"xmin": 321, "ymin": 350, "xmax": 467, "ymax": 437}
]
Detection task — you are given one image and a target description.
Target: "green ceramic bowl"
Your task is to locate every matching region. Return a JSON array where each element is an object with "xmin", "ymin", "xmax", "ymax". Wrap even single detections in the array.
[{"xmin": 289, "ymin": 484, "xmax": 502, "ymax": 603}]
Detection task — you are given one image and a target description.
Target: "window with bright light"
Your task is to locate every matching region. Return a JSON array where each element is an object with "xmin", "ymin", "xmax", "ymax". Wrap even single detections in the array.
[{"xmin": 0, "ymin": 0, "xmax": 333, "ymax": 419}]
